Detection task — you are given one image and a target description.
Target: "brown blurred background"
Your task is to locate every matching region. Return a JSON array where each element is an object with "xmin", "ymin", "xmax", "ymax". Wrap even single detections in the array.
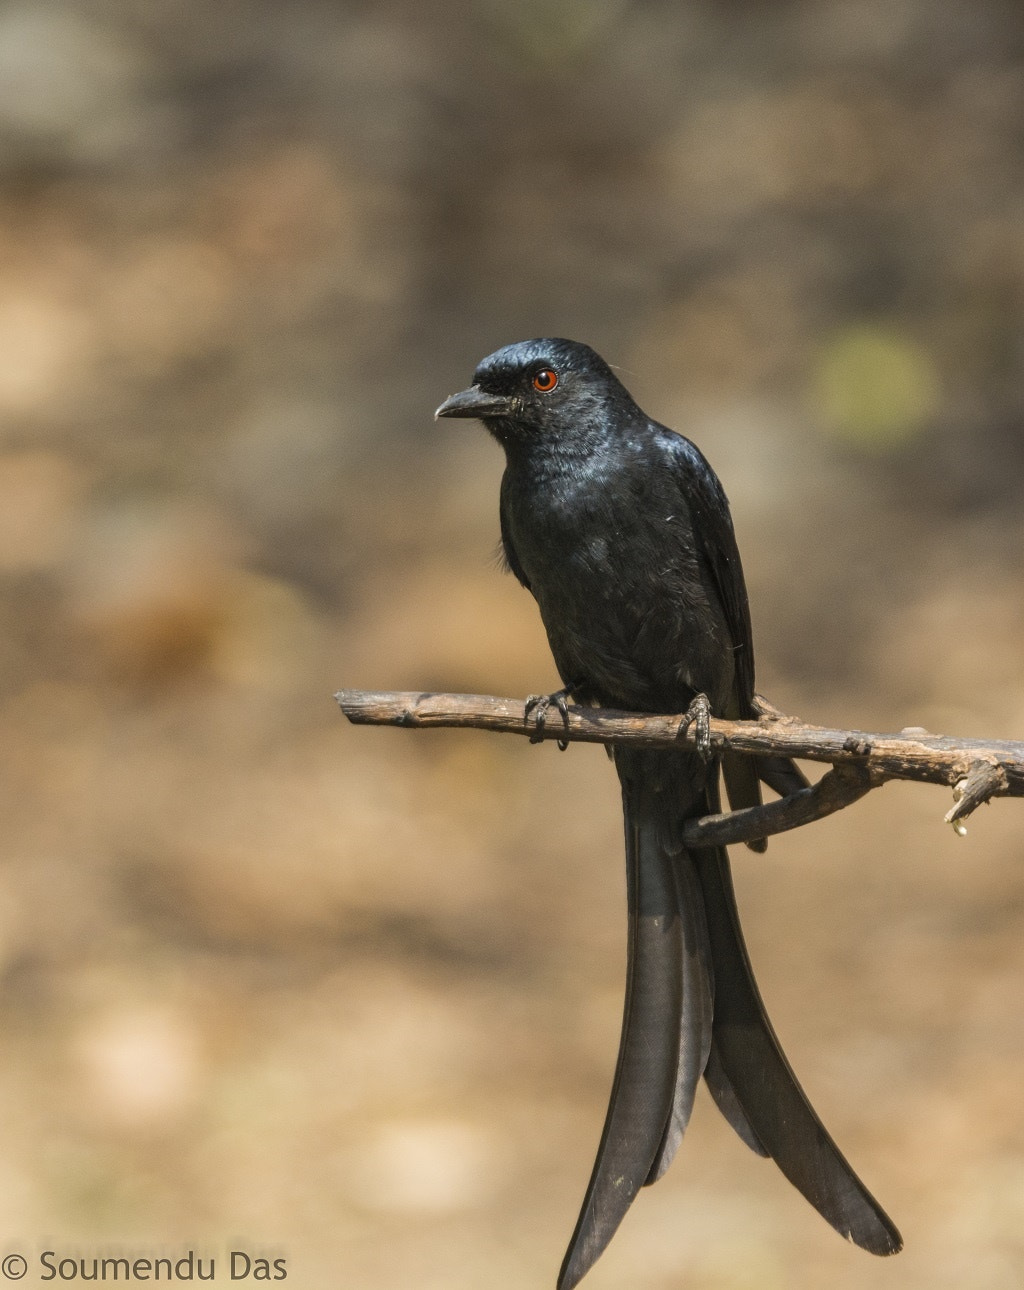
[{"xmin": 1, "ymin": 1, "xmax": 1024, "ymax": 1286}]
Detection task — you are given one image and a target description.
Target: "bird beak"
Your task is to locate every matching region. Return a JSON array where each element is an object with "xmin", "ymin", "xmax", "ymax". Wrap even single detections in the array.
[{"xmin": 435, "ymin": 385, "xmax": 516, "ymax": 420}]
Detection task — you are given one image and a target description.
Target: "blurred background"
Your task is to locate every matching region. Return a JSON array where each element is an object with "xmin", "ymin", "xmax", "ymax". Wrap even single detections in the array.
[{"xmin": 1, "ymin": 0, "xmax": 1023, "ymax": 1286}]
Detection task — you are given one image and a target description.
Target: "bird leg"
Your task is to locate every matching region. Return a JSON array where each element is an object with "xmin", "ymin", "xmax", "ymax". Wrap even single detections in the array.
[
  {"xmin": 676, "ymin": 693, "xmax": 712, "ymax": 760},
  {"xmin": 524, "ymin": 685, "xmax": 578, "ymax": 751}
]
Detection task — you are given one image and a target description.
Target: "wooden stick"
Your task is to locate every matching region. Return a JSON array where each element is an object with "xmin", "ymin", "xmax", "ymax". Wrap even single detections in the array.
[{"xmin": 335, "ymin": 689, "xmax": 1024, "ymax": 830}]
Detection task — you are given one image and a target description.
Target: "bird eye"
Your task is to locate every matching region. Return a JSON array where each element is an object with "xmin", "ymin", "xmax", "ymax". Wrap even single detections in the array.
[{"xmin": 532, "ymin": 368, "xmax": 558, "ymax": 393}]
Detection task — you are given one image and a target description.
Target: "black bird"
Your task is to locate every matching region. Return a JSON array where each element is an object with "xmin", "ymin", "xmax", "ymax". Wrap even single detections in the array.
[{"xmin": 436, "ymin": 338, "xmax": 901, "ymax": 1289}]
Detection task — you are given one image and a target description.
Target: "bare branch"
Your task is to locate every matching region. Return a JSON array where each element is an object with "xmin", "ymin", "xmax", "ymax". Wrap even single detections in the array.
[
  {"xmin": 335, "ymin": 689, "xmax": 1024, "ymax": 832},
  {"xmin": 680, "ymin": 763, "xmax": 876, "ymax": 848},
  {"xmin": 944, "ymin": 758, "xmax": 1008, "ymax": 833}
]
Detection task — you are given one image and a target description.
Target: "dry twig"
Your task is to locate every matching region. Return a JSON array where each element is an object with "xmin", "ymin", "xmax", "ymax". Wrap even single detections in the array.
[{"xmin": 336, "ymin": 689, "xmax": 1023, "ymax": 840}]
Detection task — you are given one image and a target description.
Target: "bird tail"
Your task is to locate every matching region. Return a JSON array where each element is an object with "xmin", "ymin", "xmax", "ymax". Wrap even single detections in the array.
[
  {"xmin": 557, "ymin": 747, "xmax": 713, "ymax": 1290},
  {"xmin": 691, "ymin": 800, "xmax": 903, "ymax": 1257},
  {"xmin": 558, "ymin": 752, "xmax": 901, "ymax": 1290}
]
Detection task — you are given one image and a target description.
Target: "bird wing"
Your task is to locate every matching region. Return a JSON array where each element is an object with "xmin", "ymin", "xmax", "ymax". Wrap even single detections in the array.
[
  {"xmin": 498, "ymin": 471, "xmax": 531, "ymax": 590},
  {"xmin": 658, "ymin": 427, "xmax": 768, "ymax": 843},
  {"xmin": 660, "ymin": 428, "xmax": 812, "ymax": 834},
  {"xmin": 659, "ymin": 428, "xmax": 755, "ymax": 709}
]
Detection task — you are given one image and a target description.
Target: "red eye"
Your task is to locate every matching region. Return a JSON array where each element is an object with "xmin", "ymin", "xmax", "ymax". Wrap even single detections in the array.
[{"xmin": 532, "ymin": 368, "xmax": 558, "ymax": 393}]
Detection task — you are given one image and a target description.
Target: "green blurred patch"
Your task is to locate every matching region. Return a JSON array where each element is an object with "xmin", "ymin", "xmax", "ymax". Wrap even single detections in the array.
[
  {"xmin": 478, "ymin": 0, "xmax": 627, "ymax": 67},
  {"xmin": 811, "ymin": 323, "xmax": 939, "ymax": 451}
]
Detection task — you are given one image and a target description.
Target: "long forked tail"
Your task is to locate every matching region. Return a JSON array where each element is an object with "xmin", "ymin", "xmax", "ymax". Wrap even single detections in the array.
[
  {"xmin": 693, "ymin": 837, "xmax": 903, "ymax": 1256},
  {"xmin": 558, "ymin": 755, "xmax": 900, "ymax": 1290}
]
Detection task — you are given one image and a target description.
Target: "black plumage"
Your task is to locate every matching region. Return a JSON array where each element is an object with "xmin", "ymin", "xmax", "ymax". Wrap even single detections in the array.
[{"xmin": 436, "ymin": 338, "xmax": 900, "ymax": 1289}]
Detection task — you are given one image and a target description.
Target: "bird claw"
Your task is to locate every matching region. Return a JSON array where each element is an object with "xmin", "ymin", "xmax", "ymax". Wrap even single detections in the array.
[
  {"xmin": 525, "ymin": 688, "xmax": 573, "ymax": 751},
  {"xmin": 677, "ymin": 693, "xmax": 712, "ymax": 760}
]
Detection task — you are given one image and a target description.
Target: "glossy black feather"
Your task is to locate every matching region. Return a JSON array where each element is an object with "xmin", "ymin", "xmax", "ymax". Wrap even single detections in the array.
[
  {"xmin": 437, "ymin": 338, "xmax": 901, "ymax": 1287},
  {"xmin": 557, "ymin": 749, "xmax": 699, "ymax": 1290}
]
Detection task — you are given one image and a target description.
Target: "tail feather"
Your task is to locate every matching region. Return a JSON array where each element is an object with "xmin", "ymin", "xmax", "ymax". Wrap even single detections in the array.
[
  {"xmin": 645, "ymin": 833, "xmax": 714, "ymax": 1183},
  {"xmin": 758, "ymin": 754, "xmax": 811, "ymax": 797},
  {"xmin": 722, "ymin": 749, "xmax": 767, "ymax": 853},
  {"xmin": 557, "ymin": 752, "xmax": 711, "ymax": 1290},
  {"xmin": 694, "ymin": 838, "xmax": 903, "ymax": 1256},
  {"xmin": 559, "ymin": 751, "xmax": 901, "ymax": 1290},
  {"xmin": 703, "ymin": 1038, "xmax": 768, "ymax": 1157}
]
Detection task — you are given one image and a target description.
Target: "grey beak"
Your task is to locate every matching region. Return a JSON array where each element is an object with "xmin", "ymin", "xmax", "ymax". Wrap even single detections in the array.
[{"xmin": 435, "ymin": 385, "xmax": 517, "ymax": 420}]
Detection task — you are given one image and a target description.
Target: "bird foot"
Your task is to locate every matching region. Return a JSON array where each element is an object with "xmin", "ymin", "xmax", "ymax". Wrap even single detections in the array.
[
  {"xmin": 676, "ymin": 693, "xmax": 712, "ymax": 760},
  {"xmin": 524, "ymin": 687, "xmax": 575, "ymax": 751}
]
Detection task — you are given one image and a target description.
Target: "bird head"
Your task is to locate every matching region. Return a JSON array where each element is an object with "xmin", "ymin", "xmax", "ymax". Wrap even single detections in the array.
[{"xmin": 435, "ymin": 338, "xmax": 634, "ymax": 448}]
